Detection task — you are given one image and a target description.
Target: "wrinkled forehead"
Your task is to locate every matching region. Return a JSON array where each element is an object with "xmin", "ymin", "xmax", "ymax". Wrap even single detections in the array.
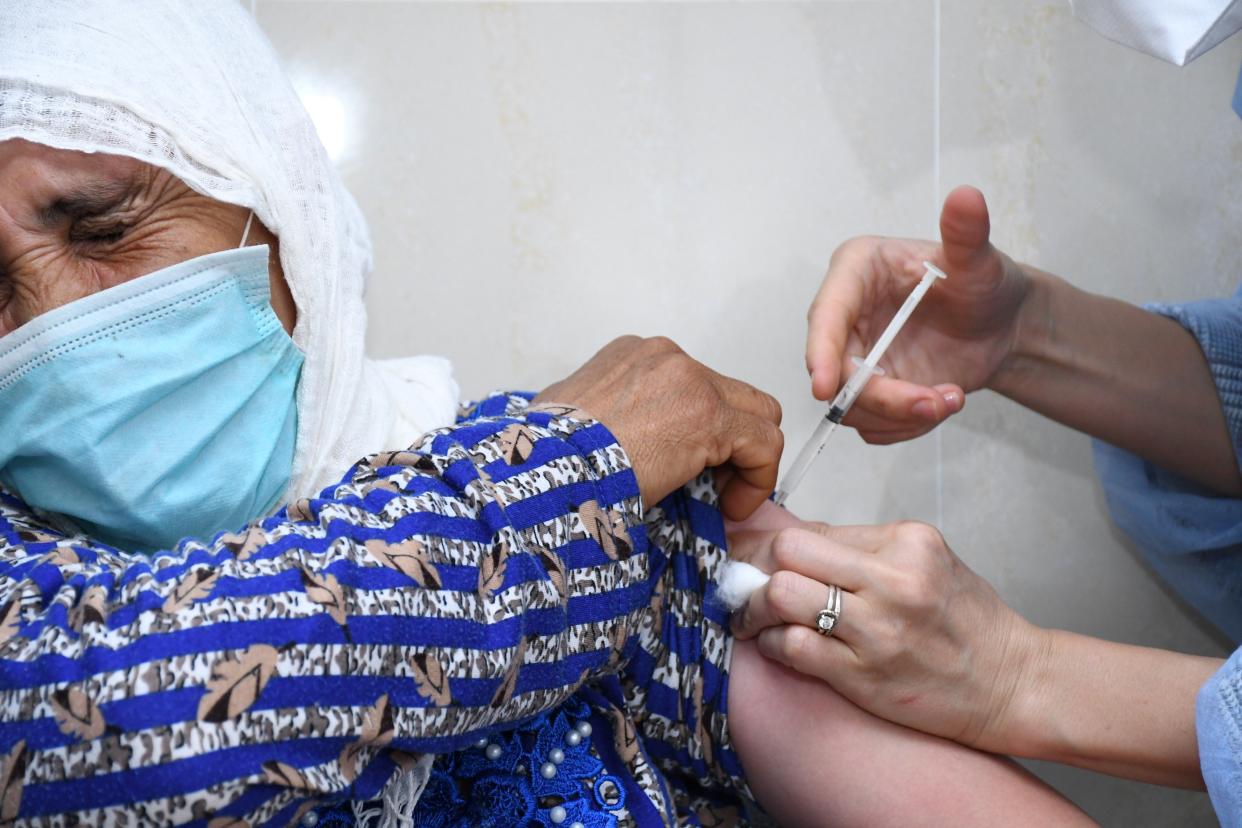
[
  {"xmin": 0, "ymin": 140, "xmax": 151, "ymax": 219},
  {"xmin": 0, "ymin": 0, "xmax": 377, "ymax": 372}
]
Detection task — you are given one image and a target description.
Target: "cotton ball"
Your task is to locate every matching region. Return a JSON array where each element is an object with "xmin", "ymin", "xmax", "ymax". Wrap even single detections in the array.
[{"xmin": 716, "ymin": 560, "xmax": 771, "ymax": 611}]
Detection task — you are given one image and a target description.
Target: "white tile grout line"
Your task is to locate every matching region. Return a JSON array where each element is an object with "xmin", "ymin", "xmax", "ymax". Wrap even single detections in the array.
[{"xmin": 933, "ymin": 0, "xmax": 944, "ymax": 529}]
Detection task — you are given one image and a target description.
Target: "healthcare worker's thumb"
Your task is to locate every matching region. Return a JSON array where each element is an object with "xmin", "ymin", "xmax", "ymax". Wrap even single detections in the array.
[{"xmin": 939, "ymin": 185, "xmax": 992, "ymax": 272}]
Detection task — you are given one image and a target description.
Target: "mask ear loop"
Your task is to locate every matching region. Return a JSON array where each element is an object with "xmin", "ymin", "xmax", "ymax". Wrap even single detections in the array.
[{"xmin": 238, "ymin": 211, "xmax": 255, "ymax": 248}]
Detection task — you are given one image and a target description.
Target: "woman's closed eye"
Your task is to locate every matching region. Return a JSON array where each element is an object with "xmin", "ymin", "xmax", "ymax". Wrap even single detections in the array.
[
  {"xmin": 43, "ymin": 176, "xmax": 143, "ymax": 248},
  {"xmin": 68, "ymin": 216, "xmax": 130, "ymax": 246}
]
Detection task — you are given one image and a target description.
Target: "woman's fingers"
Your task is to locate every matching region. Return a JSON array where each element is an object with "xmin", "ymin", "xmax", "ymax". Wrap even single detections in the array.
[
  {"xmin": 807, "ymin": 236, "xmax": 942, "ymax": 402},
  {"xmin": 727, "ymin": 524, "xmax": 891, "ymax": 576},
  {"xmin": 755, "ymin": 623, "xmax": 858, "ymax": 681},
  {"xmin": 745, "ymin": 512, "xmax": 1048, "ymax": 760},
  {"xmin": 710, "ymin": 374, "xmax": 785, "ymax": 520},
  {"xmin": 728, "ymin": 525, "xmax": 860, "ymax": 574},
  {"xmin": 806, "ymin": 292, "xmax": 863, "ymax": 403},
  {"xmin": 732, "ymin": 569, "xmax": 864, "ymax": 642},
  {"xmin": 717, "ymin": 411, "xmax": 785, "ymax": 520},
  {"xmin": 796, "ymin": 522, "xmax": 893, "ymax": 554},
  {"xmin": 535, "ymin": 336, "xmax": 788, "ymax": 514},
  {"xmin": 839, "ymin": 384, "xmax": 963, "ymax": 446},
  {"xmin": 841, "ymin": 374, "xmax": 965, "ymax": 430}
]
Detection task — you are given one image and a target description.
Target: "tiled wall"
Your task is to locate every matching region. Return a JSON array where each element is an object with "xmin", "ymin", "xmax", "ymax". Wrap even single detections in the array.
[{"xmin": 257, "ymin": 2, "xmax": 1242, "ymax": 823}]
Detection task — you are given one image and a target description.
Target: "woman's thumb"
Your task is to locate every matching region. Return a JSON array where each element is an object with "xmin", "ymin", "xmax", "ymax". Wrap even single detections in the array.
[{"xmin": 939, "ymin": 185, "xmax": 992, "ymax": 271}]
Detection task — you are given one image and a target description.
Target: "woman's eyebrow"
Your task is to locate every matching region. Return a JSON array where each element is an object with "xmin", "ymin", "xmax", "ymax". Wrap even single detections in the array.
[{"xmin": 38, "ymin": 178, "xmax": 136, "ymax": 227}]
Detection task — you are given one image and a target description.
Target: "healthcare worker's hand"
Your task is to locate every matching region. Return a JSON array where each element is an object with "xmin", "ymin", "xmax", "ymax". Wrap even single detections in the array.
[
  {"xmin": 807, "ymin": 186, "xmax": 1030, "ymax": 443},
  {"xmin": 535, "ymin": 335, "xmax": 783, "ymax": 520},
  {"xmin": 727, "ymin": 520, "xmax": 1039, "ymax": 753},
  {"xmin": 726, "ymin": 519, "xmax": 1222, "ymax": 788}
]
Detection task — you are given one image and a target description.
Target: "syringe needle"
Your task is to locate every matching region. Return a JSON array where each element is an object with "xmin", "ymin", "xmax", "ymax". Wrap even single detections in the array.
[{"xmin": 772, "ymin": 261, "xmax": 947, "ymax": 507}]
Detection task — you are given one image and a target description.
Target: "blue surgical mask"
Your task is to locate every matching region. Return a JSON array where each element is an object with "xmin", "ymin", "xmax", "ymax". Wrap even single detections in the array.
[{"xmin": 0, "ymin": 243, "xmax": 303, "ymax": 552}]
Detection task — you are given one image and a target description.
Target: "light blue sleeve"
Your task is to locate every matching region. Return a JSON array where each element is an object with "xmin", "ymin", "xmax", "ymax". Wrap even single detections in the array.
[{"xmin": 1200, "ymin": 647, "xmax": 1242, "ymax": 826}]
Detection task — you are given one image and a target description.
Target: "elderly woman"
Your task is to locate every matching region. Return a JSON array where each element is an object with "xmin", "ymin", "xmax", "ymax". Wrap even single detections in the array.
[{"xmin": 0, "ymin": 4, "xmax": 1091, "ymax": 827}]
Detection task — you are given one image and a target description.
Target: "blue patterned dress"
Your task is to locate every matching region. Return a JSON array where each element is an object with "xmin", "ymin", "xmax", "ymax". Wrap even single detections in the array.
[{"xmin": 0, "ymin": 393, "xmax": 759, "ymax": 826}]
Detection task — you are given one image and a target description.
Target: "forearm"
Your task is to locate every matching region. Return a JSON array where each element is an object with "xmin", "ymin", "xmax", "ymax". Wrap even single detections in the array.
[
  {"xmin": 995, "ymin": 628, "xmax": 1221, "ymax": 788},
  {"xmin": 991, "ymin": 268, "xmax": 1241, "ymax": 495}
]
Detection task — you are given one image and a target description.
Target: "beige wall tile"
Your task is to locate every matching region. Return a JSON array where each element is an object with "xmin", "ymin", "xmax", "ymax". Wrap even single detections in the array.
[
  {"xmin": 258, "ymin": 0, "xmax": 941, "ymax": 527},
  {"xmin": 258, "ymin": 2, "xmax": 1238, "ymax": 822}
]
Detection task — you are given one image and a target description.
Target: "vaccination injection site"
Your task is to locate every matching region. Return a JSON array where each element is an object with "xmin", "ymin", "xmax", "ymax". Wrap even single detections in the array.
[{"xmin": 1, "ymin": 0, "xmax": 1242, "ymax": 825}]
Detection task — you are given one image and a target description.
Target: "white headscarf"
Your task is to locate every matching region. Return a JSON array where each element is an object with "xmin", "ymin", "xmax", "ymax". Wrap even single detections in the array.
[{"xmin": 0, "ymin": 0, "xmax": 460, "ymax": 501}]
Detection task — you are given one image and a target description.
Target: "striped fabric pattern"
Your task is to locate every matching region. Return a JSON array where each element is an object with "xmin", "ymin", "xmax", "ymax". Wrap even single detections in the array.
[{"xmin": 0, "ymin": 393, "xmax": 754, "ymax": 826}]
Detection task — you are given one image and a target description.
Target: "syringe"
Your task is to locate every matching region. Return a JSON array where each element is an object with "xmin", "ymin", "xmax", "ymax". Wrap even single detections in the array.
[{"xmin": 772, "ymin": 261, "xmax": 947, "ymax": 507}]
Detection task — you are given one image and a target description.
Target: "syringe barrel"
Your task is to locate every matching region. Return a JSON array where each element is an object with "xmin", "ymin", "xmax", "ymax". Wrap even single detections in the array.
[
  {"xmin": 831, "ymin": 362, "xmax": 881, "ymax": 420},
  {"xmin": 772, "ymin": 414, "xmax": 840, "ymax": 506}
]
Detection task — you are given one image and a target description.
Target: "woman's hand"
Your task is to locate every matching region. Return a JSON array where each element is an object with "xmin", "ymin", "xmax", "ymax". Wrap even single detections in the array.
[
  {"xmin": 728, "ymin": 520, "xmax": 1041, "ymax": 752},
  {"xmin": 727, "ymin": 519, "xmax": 1221, "ymax": 787},
  {"xmin": 535, "ymin": 335, "xmax": 783, "ymax": 520},
  {"xmin": 807, "ymin": 186, "xmax": 1030, "ymax": 443}
]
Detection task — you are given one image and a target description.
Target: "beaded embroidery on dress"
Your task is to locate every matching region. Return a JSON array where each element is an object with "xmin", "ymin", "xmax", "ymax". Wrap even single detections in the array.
[{"xmin": 315, "ymin": 696, "xmax": 624, "ymax": 828}]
